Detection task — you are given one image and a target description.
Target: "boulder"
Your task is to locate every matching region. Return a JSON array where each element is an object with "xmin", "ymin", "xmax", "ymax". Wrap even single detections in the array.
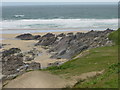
[
  {"xmin": 57, "ymin": 33, "xmax": 66, "ymax": 37},
  {"xmin": 2, "ymin": 48, "xmax": 21, "ymax": 57},
  {"xmin": 34, "ymin": 35, "xmax": 41, "ymax": 40},
  {"xmin": 67, "ymin": 32, "xmax": 74, "ymax": 37},
  {"xmin": 42, "ymin": 33, "xmax": 55, "ymax": 38},
  {"xmin": 26, "ymin": 62, "xmax": 41, "ymax": 71},
  {"xmin": 35, "ymin": 33, "xmax": 57, "ymax": 46},
  {"xmin": 16, "ymin": 33, "xmax": 34, "ymax": 40},
  {"xmin": 2, "ymin": 54, "xmax": 24, "ymax": 75}
]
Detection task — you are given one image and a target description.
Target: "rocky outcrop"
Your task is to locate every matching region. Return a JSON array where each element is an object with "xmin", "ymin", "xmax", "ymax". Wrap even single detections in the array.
[
  {"xmin": 26, "ymin": 62, "xmax": 41, "ymax": 71},
  {"xmin": 35, "ymin": 33, "xmax": 57, "ymax": 46},
  {"xmin": 23, "ymin": 48, "xmax": 41, "ymax": 61},
  {"xmin": 36, "ymin": 29, "xmax": 113, "ymax": 59},
  {"xmin": 16, "ymin": 33, "xmax": 41, "ymax": 40},
  {"xmin": 1, "ymin": 48, "xmax": 41, "ymax": 82},
  {"xmin": 2, "ymin": 48, "xmax": 21, "ymax": 57}
]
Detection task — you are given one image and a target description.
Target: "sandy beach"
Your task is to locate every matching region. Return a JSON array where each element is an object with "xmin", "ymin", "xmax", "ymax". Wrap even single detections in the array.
[
  {"xmin": 2, "ymin": 30, "xmax": 86, "ymax": 67},
  {"xmin": 1, "ymin": 29, "xmax": 116, "ymax": 88},
  {"xmin": 1, "ymin": 30, "xmax": 85, "ymax": 88}
]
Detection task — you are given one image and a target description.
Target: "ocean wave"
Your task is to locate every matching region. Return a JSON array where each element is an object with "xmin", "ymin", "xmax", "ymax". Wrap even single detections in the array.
[
  {"xmin": 1, "ymin": 18, "xmax": 118, "ymax": 30},
  {"xmin": 14, "ymin": 15, "xmax": 25, "ymax": 18}
]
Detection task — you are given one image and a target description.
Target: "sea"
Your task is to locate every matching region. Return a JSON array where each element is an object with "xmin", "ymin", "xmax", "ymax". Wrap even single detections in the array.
[{"xmin": 0, "ymin": 2, "xmax": 118, "ymax": 34}]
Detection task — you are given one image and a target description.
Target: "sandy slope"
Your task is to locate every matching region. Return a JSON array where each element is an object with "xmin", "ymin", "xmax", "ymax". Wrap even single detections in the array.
[
  {"xmin": 4, "ymin": 70, "xmax": 104, "ymax": 88},
  {"xmin": 4, "ymin": 71, "xmax": 68, "ymax": 88}
]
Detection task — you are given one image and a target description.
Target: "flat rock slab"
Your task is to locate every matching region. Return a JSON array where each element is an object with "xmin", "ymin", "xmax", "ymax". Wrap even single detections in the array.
[{"xmin": 4, "ymin": 71, "xmax": 67, "ymax": 88}]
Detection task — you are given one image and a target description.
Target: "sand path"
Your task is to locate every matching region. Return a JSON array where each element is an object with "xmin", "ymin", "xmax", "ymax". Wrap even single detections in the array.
[
  {"xmin": 4, "ymin": 70, "xmax": 104, "ymax": 88},
  {"xmin": 4, "ymin": 71, "xmax": 68, "ymax": 88}
]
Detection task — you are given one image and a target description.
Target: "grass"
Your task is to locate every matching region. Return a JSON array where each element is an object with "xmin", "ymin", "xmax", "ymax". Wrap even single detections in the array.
[
  {"xmin": 46, "ymin": 46, "xmax": 118, "ymax": 78},
  {"xmin": 44, "ymin": 29, "xmax": 119, "ymax": 88},
  {"xmin": 108, "ymin": 28, "xmax": 120, "ymax": 45},
  {"xmin": 74, "ymin": 63, "xmax": 119, "ymax": 88}
]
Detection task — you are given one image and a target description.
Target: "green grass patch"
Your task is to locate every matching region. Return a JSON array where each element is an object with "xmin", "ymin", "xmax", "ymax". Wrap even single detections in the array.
[
  {"xmin": 46, "ymin": 45, "xmax": 118, "ymax": 77},
  {"xmin": 108, "ymin": 28, "xmax": 120, "ymax": 45},
  {"xmin": 74, "ymin": 63, "xmax": 119, "ymax": 88}
]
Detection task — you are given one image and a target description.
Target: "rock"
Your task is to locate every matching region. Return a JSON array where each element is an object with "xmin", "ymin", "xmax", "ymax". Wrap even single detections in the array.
[
  {"xmin": 35, "ymin": 33, "xmax": 57, "ymax": 46},
  {"xmin": 2, "ymin": 48, "xmax": 41, "ymax": 83},
  {"xmin": 57, "ymin": 33, "xmax": 66, "ymax": 37},
  {"xmin": 2, "ymin": 48, "xmax": 21, "ymax": 57},
  {"xmin": 67, "ymin": 32, "xmax": 74, "ymax": 37},
  {"xmin": 35, "ymin": 30, "xmax": 114, "ymax": 59},
  {"xmin": 34, "ymin": 35, "xmax": 41, "ymax": 40},
  {"xmin": 42, "ymin": 33, "xmax": 55, "ymax": 38},
  {"xmin": 2, "ymin": 53, "xmax": 24, "ymax": 75},
  {"xmin": 26, "ymin": 62, "xmax": 41, "ymax": 71},
  {"xmin": 48, "ymin": 61, "xmax": 62, "ymax": 67},
  {"xmin": 58, "ymin": 49, "xmax": 66, "ymax": 56},
  {"xmin": 23, "ymin": 48, "xmax": 41, "ymax": 61},
  {"xmin": 16, "ymin": 33, "xmax": 34, "ymax": 40}
]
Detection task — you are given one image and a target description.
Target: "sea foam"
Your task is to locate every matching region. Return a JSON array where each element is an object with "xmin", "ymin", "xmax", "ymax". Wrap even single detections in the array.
[{"xmin": 1, "ymin": 18, "xmax": 118, "ymax": 30}]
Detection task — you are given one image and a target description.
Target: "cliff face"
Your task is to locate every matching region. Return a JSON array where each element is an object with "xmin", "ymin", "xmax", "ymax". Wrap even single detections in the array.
[{"xmin": 35, "ymin": 30, "xmax": 113, "ymax": 59}]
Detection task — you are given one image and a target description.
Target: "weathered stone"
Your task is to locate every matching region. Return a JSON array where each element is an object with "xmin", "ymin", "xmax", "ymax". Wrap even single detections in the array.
[
  {"xmin": 2, "ymin": 48, "xmax": 41, "ymax": 82},
  {"xmin": 2, "ymin": 48, "xmax": 21, "ymax": 57},
  {"xmin": 35, "ymin": 35, "xmax": 57, "ymax": 46},
  {"xmin": 16, "ymin": 33, "xmax": 34, "ymax": 40},
  {"xmin": 34, "ymin": 35, "xmax": 41, "ymax": 40},
  {"xmin": 35, "ymin": 30, "xmax": 114, "ymax": 59},
  {"xmin": 57, "ymin": 33, "xmax": 66, "ymax": 37},
  {"xmin": 26, "ymin": 62, "xmax": 41, "ymax": 71}
]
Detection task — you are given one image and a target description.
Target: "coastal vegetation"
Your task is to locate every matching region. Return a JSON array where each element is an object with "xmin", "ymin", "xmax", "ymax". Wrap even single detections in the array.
[{"xmin": 46, "ymin": 29, "xmax": 119, "ymax": 88}]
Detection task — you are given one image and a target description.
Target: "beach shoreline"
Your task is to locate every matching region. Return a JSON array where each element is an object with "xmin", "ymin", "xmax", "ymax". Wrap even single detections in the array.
[{"xmin": 0, "ymin": 29, "xmax": 113, "ymax": 88}]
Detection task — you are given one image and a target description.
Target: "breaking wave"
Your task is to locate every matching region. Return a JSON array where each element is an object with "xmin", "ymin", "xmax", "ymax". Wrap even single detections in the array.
[{"xmin": 1, "ymin": 18, "xmax": 118, "ymax": 30}]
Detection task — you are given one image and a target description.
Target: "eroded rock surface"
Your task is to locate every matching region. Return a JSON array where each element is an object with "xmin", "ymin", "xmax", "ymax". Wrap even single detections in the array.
[
  {"xmin": 16, "ymin": 33, "xmax": 41, "ymax": 40},
  {"xmin": 1, "ymin": 48, "xmax": 41, "ymax": 82},
  {"xmin": 36, "ymin": 29, "xmax": 113, "ymax": 59}
]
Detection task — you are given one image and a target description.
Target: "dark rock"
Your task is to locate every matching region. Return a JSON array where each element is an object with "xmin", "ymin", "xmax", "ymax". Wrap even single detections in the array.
[
  {"xmin": 23, "ymin": 49, "xmax": 41, "ymax": 61},
  {"xmin": 42, "ymin": 33, "xmax": 55, "ymax": 38},
  {"xmin": 35, "ymin": 30, "xmax": 114, "ymax": 59},
  {"xmin": 16, "ymin": 33, "xmax": 34, "ymax": 40},
  {"xmin": 26, "ymin": 62, "xmax": 41, "ymax": 70},
  {"xmin": 67, "ymin": 32, "xmax": 74, "ymax": 37},
  {"xmin": 35, "ymin": 33, "xmax": 57, "ymax": 46},
  {"xmin": 2, "ymin": 48, "xmax": 21, "ymax": 57},
  {"xmin": 2, "ymin": 48, "xmax": 41, "ymax": 82},
  {"xmin": 57, "ymin": 33, "xmax": 66, "ymax": 37},
  {"xmin": 16, "ymin": 33, "xmax": 42, "ymax": 40},
  {"xmin": 2, "ymin": 54, "xmax": 24, "ymax": 75},
  {"xmin": 34, "ymin": 35, "xmax": 41, "ymax": 40},
  {"xmin": 58, "ymin": 49, "xmax": 66, "ymax": 56}
]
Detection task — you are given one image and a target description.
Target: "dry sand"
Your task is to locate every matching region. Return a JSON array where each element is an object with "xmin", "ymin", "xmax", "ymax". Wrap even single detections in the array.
[{"xmin": 4, "ymin": 71, "xmax": 68, "ymax": 88}]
